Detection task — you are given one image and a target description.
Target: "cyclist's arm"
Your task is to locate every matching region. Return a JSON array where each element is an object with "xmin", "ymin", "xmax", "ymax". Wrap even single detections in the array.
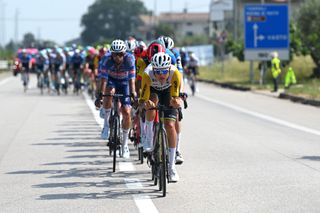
[
  {"xmin": 28, "ymin": 56, "xmax": 32, "ymax": 70},
  {"xmin": 138, "ymin": 72, "xmax": 151, "ymax": 104},
  {"xmin": 171, "ymin": 69, "xmax": 181, "ymax": 98}
]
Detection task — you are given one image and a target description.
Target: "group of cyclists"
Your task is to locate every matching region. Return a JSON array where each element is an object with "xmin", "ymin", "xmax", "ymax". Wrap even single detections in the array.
[
  {"xmin": 14, "ymin": 44, "xmax": 108, "ymax": 95},
  {"xmin": 15, "ymin": 36, "xmax": 200, "ymax": 183}
]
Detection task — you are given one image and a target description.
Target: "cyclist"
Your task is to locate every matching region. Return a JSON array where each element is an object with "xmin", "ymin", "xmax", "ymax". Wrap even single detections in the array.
[
  {"xmin": 180, "ymin": 47, "xmax": 189, "ymax": 71},
  {"xmin": 136, "ymin": 41, "xmax": 166, "ymax": 151},
  {"xmin": 84, "ymin": 47, "xmax": 99, "ymax": 96},
  {"xmin": 35, "ymin": 51, "xmax": 50, "ymax": 90},
  {"xmin": 159, "ymin": 36, "xmax": 185, "ymax": 165},
  {"xmin": 18, "ymin": 49, "xmax": 32, "ymax": 88},
  {"xmin": 70, "ymin": 49, "xmax": 85, "ymax": 93},
  {"xmin": 139, "ymin": 52, "xmax": 182, "ymax": 182},
  {"xmin": 95, "ymin": 39, "xmax": 136, "ymax": 159},
  {"xmin": 125, "ymin": 39, "xmax": 136, "ymax": 54},
  {"xmin": 52, "ymin": 48, "xmax": 66, "ymax": 95}
]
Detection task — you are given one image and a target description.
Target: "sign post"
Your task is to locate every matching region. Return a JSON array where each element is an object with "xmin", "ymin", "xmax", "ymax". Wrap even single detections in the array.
[
  {"xmin": 244, "ymin": 4, "xmax": 289, "ymax": 61},
  {"xmin": 244, "ymin": 4, "xmax": 289, "ymax": 84}
]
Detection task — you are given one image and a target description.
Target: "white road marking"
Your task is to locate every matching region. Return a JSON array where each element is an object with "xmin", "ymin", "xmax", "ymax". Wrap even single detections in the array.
[
  {"xmin": 198, "ymin": 94, "xmax": 320, "ymax": 137},
  {"xmin": 83, "ymin": 92, "xmax": 159, "ymax": 213},
  {"xmin": 124, "ymin": 178, "xmax": 159, "ymax": 213}
]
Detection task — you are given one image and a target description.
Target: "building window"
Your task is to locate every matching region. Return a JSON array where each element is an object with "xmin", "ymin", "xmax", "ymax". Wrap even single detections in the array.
[
  {"xmin": 187, "ymin": 22, "xmax": 192, "ymax": 26},
  {"xmin": 186, "ymin": 31, "xmax": 193, "ymax": 36}
]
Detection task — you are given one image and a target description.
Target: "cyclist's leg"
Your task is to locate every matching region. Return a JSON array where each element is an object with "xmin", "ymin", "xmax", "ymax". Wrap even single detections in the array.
[
  {"xmin": 101, "ymin": 79, "xmax": 114, "ymax": 139},
  {"xmin": 143, "ymin": 92, "xmax": 159, "ymax": 152},
  {"xmin": 162, "ymin": 88, "xmax": 179, "ymax": 181},
  {"xmin": 119, "ymin": 82, "xmax": 132, "ymax": 158},
  {"xmin": 175, "ymin": 116, "xmax": 184, "ymax": 164}
]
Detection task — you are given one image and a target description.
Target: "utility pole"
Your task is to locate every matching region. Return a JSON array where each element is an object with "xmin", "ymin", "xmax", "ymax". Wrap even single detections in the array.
[
  {"xmin": 14, "ymin": 9, "xmax": 20, "ymax": 45},
  {"xmin": 153, "ymin": 0, "xmax": 157, "ymax": 37},
  {"xmin": 233, "ymin": 0, "xmax": 237, "ymax": 40},
  {"xmin": 0, "ymin": 0, "xmax": 5, "ymax": 47}
]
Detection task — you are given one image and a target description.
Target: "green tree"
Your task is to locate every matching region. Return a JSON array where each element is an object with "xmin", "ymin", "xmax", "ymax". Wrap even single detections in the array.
[
  {"xmin": 154, "ymin": 23, "xmax": 175, "ymax": 39},
  {"xmin": 297, "ymin": 0, "xmax": 320, "ymax": 76},
  {"xmin": 81, "ymin": 0, "xmax": 148, "ymax": 45},
  {"xmin": 5, "ymin": 40, "xmax": 16, "ymax": 52},
  {"xmin": 22, "ymin": 32, "xmax": 36, "ymax": 48}
]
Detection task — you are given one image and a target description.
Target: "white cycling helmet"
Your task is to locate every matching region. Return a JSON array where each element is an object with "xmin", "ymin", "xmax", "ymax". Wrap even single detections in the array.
[
  {"xmin": 110, "ymin": 39, "xmax": 127, "ymax": 53},
  {"xmin": 158, "ymin": 36, "xmax": 174, "ymax": 49},
  {"xmin": 125, "ymin": 39, "xmax": 136, "ymax": 52},
  {"xmin": 151, "ymin": 52, "xmax": 171, "ymax": 69}
]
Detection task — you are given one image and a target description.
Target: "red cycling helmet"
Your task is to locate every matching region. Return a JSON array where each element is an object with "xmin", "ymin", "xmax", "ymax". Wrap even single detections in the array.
[{"xmin": 146, "ymin": 40, "xmax": 165, "ymax": 62}]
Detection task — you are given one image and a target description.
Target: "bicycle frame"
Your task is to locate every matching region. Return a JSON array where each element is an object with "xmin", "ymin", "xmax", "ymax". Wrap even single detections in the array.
[{"xmin": 149, "ymin": 104, "xmax": 169, "ymax": 197}]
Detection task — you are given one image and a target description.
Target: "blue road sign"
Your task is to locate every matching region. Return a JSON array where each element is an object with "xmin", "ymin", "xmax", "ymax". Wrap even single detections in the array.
[{"xmin": 244, "ymin": 4, "xmax": 289, "ymax": 60}]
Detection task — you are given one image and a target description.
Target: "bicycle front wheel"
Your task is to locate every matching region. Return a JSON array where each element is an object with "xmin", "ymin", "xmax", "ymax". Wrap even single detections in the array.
[
  {"xmin": 160, "ymin": 129, "xmax": 167, "ymax": 197},
  {"xmin": 112, "ymin": 116, "xmax": 120, "ymax": 172}
]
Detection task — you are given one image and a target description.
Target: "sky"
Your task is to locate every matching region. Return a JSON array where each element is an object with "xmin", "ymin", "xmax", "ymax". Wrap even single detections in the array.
[{"xmin": 0, "ymin": 0, "xmax": 211, "ymax": 46}]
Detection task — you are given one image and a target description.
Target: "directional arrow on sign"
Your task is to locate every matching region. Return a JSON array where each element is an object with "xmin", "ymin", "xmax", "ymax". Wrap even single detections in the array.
[
  {"xmin": 253, "ymin": 24, "xmax": 265, "ymax": 47},
  {"xmin": 253, "ymin": 24, "xmax": 258, "ymax": 47}
]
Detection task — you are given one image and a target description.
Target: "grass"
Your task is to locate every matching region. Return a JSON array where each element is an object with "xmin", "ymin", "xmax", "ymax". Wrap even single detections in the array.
[
  {"xmin": 286, "ymin": 79, "xmax": 320, "ymax": 99},
  {"xmin": 199, "ymin": 55, "xmax": 320, "ymax": 100}
]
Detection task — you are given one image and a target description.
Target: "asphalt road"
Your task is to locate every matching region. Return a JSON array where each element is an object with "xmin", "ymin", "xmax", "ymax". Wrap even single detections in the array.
[{"xmin": 0, "ymin": 73, "xmax": 320, "ymax": 213}]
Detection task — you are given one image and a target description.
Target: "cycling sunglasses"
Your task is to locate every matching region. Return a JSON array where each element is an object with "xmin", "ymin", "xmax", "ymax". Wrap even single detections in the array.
[{"xmin": 153, "ymin": 68, "xmax": 170, "ymax": 75}]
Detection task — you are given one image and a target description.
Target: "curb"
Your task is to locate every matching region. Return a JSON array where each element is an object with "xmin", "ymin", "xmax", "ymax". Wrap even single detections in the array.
[
  {"xmin": 198, "ymin": 78, "xmax": 320, "ymax": 108},
  {"xmin": 198, "ymin": 79, "xmax": 251, "ymax": 91},
  {"xmin": 279, "ymin": 93, "xmax": 320, "ymax": 107}
]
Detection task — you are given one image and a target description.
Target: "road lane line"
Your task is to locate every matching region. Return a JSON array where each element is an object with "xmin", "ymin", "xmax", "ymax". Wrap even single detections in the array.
[
  {"xmin": 124, "ymin": 178, "xmax": 159, "ymax": 213},
  {"xmin": 198, "ymin": 94, "xmax": 320, "ymax": 136},
  {"xmin": 83, "ymin": 92, "xmax": 159, "ymax": 213},
  {"xmin": 0, "ymin": 76, "xmax": 13, "ymax": 86}
]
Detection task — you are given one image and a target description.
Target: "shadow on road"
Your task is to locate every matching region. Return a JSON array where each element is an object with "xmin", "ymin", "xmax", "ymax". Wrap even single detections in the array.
[
  {"xmin": 299, "ymin": 156, "xmax": 320, "ymax": 161},
  {"xmin": 7, "ymin": 118, "xmax": 157, "ymax": 201}
]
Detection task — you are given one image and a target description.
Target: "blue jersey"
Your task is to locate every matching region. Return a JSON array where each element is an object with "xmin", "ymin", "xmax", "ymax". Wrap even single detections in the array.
[
  {"xmin": 71, "ymin": 54, "xmax": 84, "ymax": 65},
  {"xmin": 99, "ymin": 52, "xmax": 135, "ymax": 81},
  {"xmin": 18, "ymin": 53, "xmax": 32, "ymax": 64},
  {"xmin": 165, "ymin": 49, "xmax": 177, "ymax": 67},
  {"xmin": 171, "ymin": 48, "xmax": 183, "ymax": 73}
]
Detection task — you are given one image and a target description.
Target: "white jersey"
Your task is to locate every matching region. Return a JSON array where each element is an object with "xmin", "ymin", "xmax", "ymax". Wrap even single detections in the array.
[{"xmin": 144, "ymin": 64, "xmax": 176, "ymax": 91}]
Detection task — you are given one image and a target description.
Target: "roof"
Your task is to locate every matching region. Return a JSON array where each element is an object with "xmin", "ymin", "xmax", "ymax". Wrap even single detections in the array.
[
  {"xmin": 139, "ymin": 15, "xmax": 156, "ymax": 26},
  {"xmin": 159, "ymin": 12, "xmax": 209, "ymax": 23}
]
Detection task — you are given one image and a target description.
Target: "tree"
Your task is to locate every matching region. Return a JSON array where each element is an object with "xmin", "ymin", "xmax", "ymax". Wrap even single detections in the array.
[
  {"xmin": 80, "ymin": 0, "xmax": 148, "ymax": 45},
  {"xmin": 5, "ymin": 40, "xmax": 16, "ymax": 52},
  {"xmin": 154, "ymin": 23, "xmax": 175, "ymax": 39},
  {"xmin": 22, "ymin": 32, "xmax": 36, "ymax": 48},
  {"xmin": 297, "ymin": 0, "xmax": 320, "ymax": 77}
]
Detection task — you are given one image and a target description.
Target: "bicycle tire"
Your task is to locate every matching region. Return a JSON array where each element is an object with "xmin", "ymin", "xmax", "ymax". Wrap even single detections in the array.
[
  {"xmin": 39, "ymin": 75, "xmax": 44, "ymax": 95},
  {"xmin": 160, "ymin": 129, "xmax": 167, "ymax": 197},
  {"xmin": 139, "ymin": 147, "xmax": 143, "ymax": 164},
  {"xmin": 112, "ymin": 115, "xmax": 120, "ymax": 172}
]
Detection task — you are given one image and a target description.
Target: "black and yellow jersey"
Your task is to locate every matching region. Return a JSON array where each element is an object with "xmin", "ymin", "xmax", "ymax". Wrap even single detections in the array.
[{"xmin": 139, "ymin": 64, "xmax": 181, "ymax": 102}]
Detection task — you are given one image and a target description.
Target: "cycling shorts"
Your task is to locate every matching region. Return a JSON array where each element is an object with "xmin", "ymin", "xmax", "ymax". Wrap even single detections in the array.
[
  {"xmin": 150, "ymin": 86, "xmax": 177, "ymax": 121},
  {"xmin": 107, "ymin": 77, "xmax": 131, "ymax": 107}
]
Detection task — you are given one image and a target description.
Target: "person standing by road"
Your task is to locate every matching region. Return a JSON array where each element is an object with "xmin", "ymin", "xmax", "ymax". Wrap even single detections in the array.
[{"xmin": 271, "ymin": 52, "xmax": 281, "ymax": 92}]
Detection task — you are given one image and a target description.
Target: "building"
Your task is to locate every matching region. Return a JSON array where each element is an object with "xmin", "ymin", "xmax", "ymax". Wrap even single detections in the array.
[{"xmin": 158, "ymin": 12, "xmax": 210, "ymax": 38}]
